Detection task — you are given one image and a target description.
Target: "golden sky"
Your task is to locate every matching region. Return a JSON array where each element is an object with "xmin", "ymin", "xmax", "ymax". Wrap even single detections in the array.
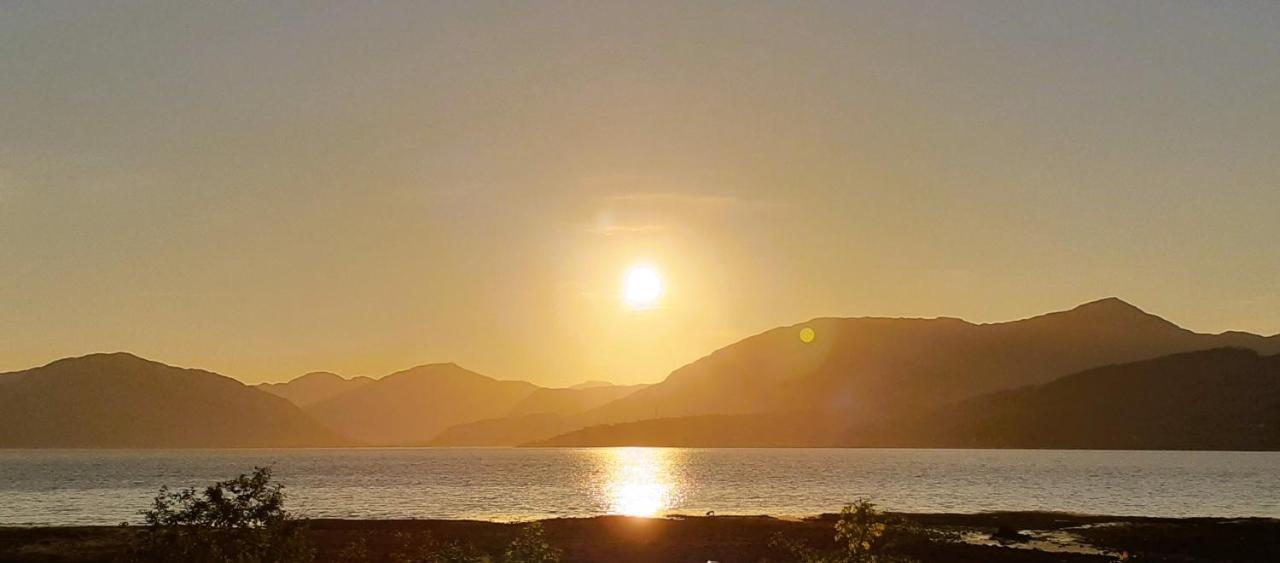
[{"xmin": 2, "ymin": 2, "xmax": 1278, "ymax": 385}]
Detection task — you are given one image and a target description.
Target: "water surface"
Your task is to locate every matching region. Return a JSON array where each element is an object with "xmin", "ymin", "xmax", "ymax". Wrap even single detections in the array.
[{"xmin": 2, "ymin": 448, "xmax": 1278, "ymax": 525}]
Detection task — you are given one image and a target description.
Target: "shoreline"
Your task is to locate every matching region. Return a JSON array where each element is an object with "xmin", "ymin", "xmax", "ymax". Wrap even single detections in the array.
[
  {"xmin": 4, "ymin": 511, "xmax": 1278, "ymax": 562},
  {"xmin": 7, "ymin": 508, "xmax": 1280, "ymax": 528},
  {"xmin": 8, "ymin": 445, "xmax": 1280, "ymax": 452}
]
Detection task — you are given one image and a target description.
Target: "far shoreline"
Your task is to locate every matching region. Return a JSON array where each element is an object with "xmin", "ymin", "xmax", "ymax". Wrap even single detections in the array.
[{"xmin": 8, "ymin": 445, "xmax": 1280, "ymax": 452}]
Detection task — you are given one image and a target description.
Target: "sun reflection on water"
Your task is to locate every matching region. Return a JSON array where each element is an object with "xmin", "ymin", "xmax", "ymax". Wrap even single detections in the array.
[{"xmin": 602, "ymin": 448, "xmax": 681, "ymax": 517}]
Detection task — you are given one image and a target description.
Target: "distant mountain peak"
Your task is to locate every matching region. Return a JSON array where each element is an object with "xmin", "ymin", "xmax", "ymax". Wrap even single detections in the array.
[
  {"xmin": 70, "ymin": 351, "xmax": 150, "ymax": 362},
  {"xmin": 43, "ymin": 351, "xmax": 167, "ymax": 371},
  {"xmin": 382, "ymin": 362, "xmax": 490, "ymax": 383},
  {"xmin": 406, "ymin": 362, "xmax": 462, "ymax": 370},
  {"xmin": 258, "ymin": 369, "xmax": 373, "ymax": 407},
  {"xmin": 1073, "ymin": 297, "xmax": 1146, "ymax": 314},
  {"xmin": 291, "ymin": 371, "xmax": 344, "ymax": 383},
  {"xmin": 0, "ymin": 353, "xmax": 344, "ymax": 447},
  {"xmin": 1019, "ymin": 297, "xmax": 1183, "ymax": 331}
]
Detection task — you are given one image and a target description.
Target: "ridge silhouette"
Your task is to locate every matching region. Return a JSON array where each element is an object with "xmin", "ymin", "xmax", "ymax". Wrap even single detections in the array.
[
  {"xmin": 0, "ymin": 353, "xmax": 344, "ymax": 448},
  {"xmin": 4, "ymin": 299, "xmax": 1279, "ymax": 448}
]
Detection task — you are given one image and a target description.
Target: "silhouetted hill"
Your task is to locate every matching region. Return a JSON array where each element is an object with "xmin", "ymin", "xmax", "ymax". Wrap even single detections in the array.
[
  {"xmin": 430, "ymin": 413, "xmax": 581, "ymax": 446},
  {"xmin": 505, "ymin": 384, "xmax": 649, "ymax": 417},
  {"xmin": 538, "ymin": 348, "xmax": 1280, "ymax": 450},
  {"xmin": 848, "ymin": 348, "xmax": 1280, "ymax": 450},
  {"xmin": 258, "ymin": 371, "xmax": 374, "ymax": 407},
  {"xmin": 11, "ymin": 299, "xmax": 1278, "ymax": 449},
  {"xmin": 0, "ymin": 353, "xmax": 345, "ymax": 448},
  {"xmin": 427, "ymin": 383, "xmax": 649, "ymax": 446},
  {"xmin": 580, "ymin": 298, "xmax": 1280, "ymax": 427},
  {"xmin": 305, "ymin": 363, "xmax": 539, "ymax": 444},
  {"xmin": 527, "ymin": 412, "xmax": 841, "ymax": 447}
]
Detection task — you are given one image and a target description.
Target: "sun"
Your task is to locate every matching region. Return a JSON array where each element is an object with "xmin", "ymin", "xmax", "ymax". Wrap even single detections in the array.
[{"xmin": 622, "ymin": 263, "xmax": 663, "ymax": 309}]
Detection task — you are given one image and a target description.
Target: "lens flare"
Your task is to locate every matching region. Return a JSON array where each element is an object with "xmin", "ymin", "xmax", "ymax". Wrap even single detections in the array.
[{"xmin": 800, "ymin": 326, "xmax": 816, "ymax": 343}]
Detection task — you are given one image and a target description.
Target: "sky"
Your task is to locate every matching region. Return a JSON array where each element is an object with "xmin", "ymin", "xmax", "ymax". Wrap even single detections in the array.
[{"xmin": 2, "ymin": 1, "xmax": 1278, "ymax": 385}]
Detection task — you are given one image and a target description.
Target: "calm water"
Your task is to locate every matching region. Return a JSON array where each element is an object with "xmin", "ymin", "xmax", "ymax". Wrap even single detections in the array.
[{"xmin": 2, "ymin": 448, "xmax": 1278, "ymax": 525}]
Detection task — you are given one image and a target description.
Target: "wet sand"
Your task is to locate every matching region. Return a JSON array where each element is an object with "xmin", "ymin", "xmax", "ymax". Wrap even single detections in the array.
[{"xmin": 2, "ymin": 511, "xmax": 1277, "ymax": 562}]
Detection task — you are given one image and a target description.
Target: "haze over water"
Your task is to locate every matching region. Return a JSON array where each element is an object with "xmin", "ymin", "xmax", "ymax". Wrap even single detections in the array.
[{"xmin": 4, "ymin": 448, "xmax": 1279, "ymax": 526}]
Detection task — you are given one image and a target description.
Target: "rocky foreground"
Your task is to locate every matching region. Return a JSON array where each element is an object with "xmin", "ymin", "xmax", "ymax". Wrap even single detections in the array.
[{"xmin": 2, "ymin": 511, "xmax": 1278, "ymax": 562}]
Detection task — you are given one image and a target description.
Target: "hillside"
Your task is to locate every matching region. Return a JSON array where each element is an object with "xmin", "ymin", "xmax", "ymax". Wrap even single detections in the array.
[
  {"xmin": 536, "ymin": 348, "xmax": 1280, "ymax": 450},
  {"xmin": 8, "ymin": 299, "xmax": 1277, "ymax": 449},
  {"xmin": 0, "ymin": 353, "xmax": 345, "ymax": 448},
  {"xmin": 427, "ymin": 383, "xmax": 648, "ymax": 446},
  {"xmin": 504, "ymin": 384, "xmax": 649, "ymax": 417},
  {"xmin": 258, "ymin": 371, "xmax": 374, "ymax": 407},
  {"xmin": 429, "ymin": 413, "xmax": 583, "ymax": 446},
  {"xmin": 578, "ymin": 298, "xmax": 1280, "ymax": 427},
  {"xmin": 305, "ymin": 363, "xmax": 539, "ymax": 444},
  {"xmin": 527, "ymin": 412, "xmax": 842, "ymax": 447},
  {"xmin": 849, "ymin": 348, "xmax": 1280, "ymax": 450}
]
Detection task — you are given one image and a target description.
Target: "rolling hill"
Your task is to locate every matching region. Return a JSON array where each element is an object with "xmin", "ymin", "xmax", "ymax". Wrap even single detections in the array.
[
  {"xmin": 7, "ymin": 298, "xmax": 1278, "ymax": 449},
  {"xmin": 527, "ymin": 411, "xmax": 842, "ymax": 447},
  {"xmin": 428, "ymin": 383, "xmax": 649, "ymax": 446},
  {"xmin": 534, "ymin": 348, "xmax": 1280, "ymax": 450},
  {"xmin": 848, "ymin": 348, "xmax": 1280, "ymax": 450},
  {"xmin": 504, "ymin": 384, "xmax": 650, "ymax": 417},
  {"xmin": 258, "ymin": 371, "xmax": 374, "ymax": 407},
  {"xmin": 304, "ymin": 363, "xmax": 541, "ymax": 444},
  {"xmin": 575, "ymin": 298, "xmax": 1280, "ymax": 428},
  {"xmin": 0, "ymin": 353, "xmax": 345, "ymax": 448}
]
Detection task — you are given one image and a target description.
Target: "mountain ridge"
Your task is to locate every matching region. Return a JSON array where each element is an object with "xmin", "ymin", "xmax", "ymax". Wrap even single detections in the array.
[
  {"xmin": 569, "ymin": 297, "xmax": 1280, "ymax": 430},
  {"xmin": 258, "ymin": 371, "xmax": 375, "ymax": 407},
  {"xmin": 532, "ymin": 347, "xmax": 1280, "ymax": 450},
  {"xmin": 6, "ymin": 298, "xmax": 1280, "ymax": 449},
  {"xmin": 303, "ymin": 363, "xmax": 542, "ymax": 444},
  {"xmin": 845, "ymin": 347, "xmax": 1280, "ymax": 450},
  {"xmin": 0, "ymin": 352, "xmax": 345, "ymax": 448}
]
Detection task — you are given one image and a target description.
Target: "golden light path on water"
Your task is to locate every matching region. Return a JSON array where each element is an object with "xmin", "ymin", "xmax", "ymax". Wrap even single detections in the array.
[{"xmin": 600, "ymin": 448, "xmax": 682, "ymax": 517}]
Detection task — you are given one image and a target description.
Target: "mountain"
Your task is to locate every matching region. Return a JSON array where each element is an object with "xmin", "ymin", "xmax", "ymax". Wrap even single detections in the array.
[
  {"xmin": 0, "ymin": 353, "xmax": 345, "ymax": 448},
  {"xmin": 527, "ymin": 412, "xmax": 841, "ymax": 447},
  {"xmin": 845, "ymin": 348, "xmax": 1280, "ymax": 450},
  {"xmin": 533, "ymin": 348, "xmax": 1280, "ymax": 450},
  {"xmin": 10, "ymin": 298, "xmax": 1277, "ymax": 449},
  {"xmin": 258, "ymin": 371, "xmax": 374, "ymax": 407},
  {"xmin": 504, "ymin": 384, "xmax": 649, "ymax": 417},
  {"xmin": 430, "ymin": 413, "xmax": 582, "ymax": 446},
  {"xmin": 569, "ymin": 380, "xmax": 617, "ymax": 390},
  {"xmin": 304, "ymin": 363, "xmax": 539, "ymax": 444},
  {"xmin": 428, "ymin": 383, "xmax": 649, "ymax": 446},
  {"xmin": 576, "ymin": 298, "xmax": 1280, "ymax": 427}
]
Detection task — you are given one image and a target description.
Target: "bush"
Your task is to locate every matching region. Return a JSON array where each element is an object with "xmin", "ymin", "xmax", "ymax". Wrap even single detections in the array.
[
  {"xmin": 131, "ymin": 466, "xmax": 314, "ymax": 563},
  {"xmin": 770, "ymin": 499, "xmax": 934, "ymax": 563},
  {"xmin": 333, "ymin": 523, "xmax": 561, "ymax": 563},
  {"xmin": 334, "ymin": 536, "xmax": 370, "ymax": 563},
  {"xmin": 388, "ymin": 531, "xmax": 484, "ymax": 563},
  {"xmin": 502, "ymin": 522, "xmax": 562, "ymax": 563}
]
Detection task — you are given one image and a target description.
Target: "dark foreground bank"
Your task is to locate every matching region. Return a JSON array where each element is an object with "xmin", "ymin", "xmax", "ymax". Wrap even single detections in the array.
[{"xmin": 2, "ymin": 512, "xmax": 1278, "ymax": 563}]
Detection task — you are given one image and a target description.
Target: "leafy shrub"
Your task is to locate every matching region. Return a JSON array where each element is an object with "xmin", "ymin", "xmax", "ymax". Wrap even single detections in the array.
[
  {"xmin": 388, "ymin": 530, "xmax": 484, "ymax": 563},
  {"xmin": 335, "ymin": 525, "xmax": 560, "ymax": 563},
  {"xmin": 502, "ymin": 522, "xmax": 562, "ymax": 563},
  {"xmin": 771, "ymin": 499, "xmax": 935, "ymax": 563},
  {"xmin": 131, "ymin": 466, "xmax": 314, "ymax": 563},
  {"xmin": 334, "ymin": 536, "xmax": 370, "ymax": 563}
]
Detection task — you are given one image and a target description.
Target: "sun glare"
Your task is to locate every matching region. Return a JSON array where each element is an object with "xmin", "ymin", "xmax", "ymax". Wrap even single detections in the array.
[
  {"xmin": 622, "ymin": 263, "xmax": 663, "ymax": 309},
  {"xmin": 603, "ymin": 448, "xmax": 679, "ymax": 517}
]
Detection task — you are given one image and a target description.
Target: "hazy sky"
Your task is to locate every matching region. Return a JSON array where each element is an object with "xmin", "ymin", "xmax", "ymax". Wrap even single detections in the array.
[{"xmin": 2, "ymin": 1, "xmax": 1278, "ymax": 385}]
